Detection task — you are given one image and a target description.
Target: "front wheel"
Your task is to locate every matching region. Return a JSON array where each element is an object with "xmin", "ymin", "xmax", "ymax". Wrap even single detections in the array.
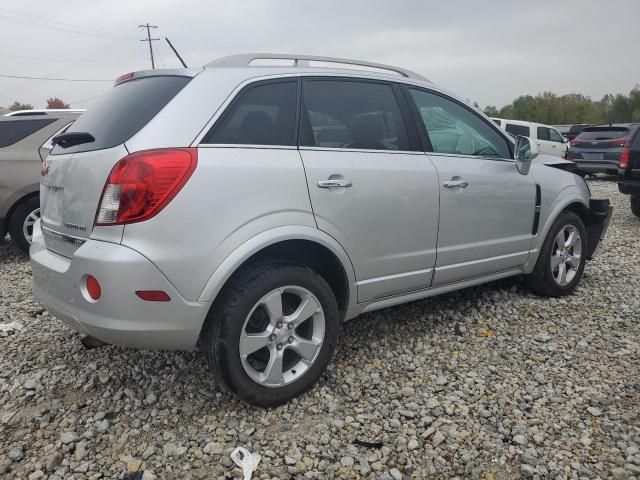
[
  {"xmin": 201, "ymin": 262, "xmax": 340, "ymax": 407},
  {"xmin": 631, "ymin": 196, "xmax": 640, "ymax": 218},
  {"xmin": 8, "ymin": 197, "xmax": 40, "ymax": 255},
  {"xmin": 526, "ymin": 211, "xmax": 587, "ymax": 297}
]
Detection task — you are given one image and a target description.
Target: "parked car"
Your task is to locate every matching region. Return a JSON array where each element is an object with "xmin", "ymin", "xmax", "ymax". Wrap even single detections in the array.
[
  {"xmin": 0, "ymin": 109, "xmax": 81, "ymax": 253},
  {"xmin": 31, "ymin": 54, "xmax": 612, "ymax": 406},
  {"xmin": 492, "ymin": 118, "xmax": 568, "ymax": 157},
  {"xmin": 616, "ymin": 124, "xmax": 640, "ymax": 217},
  {"xmin": 560, "ymin": 123, "xmax": 591, "ymax": 141},
  {"xmin": 566, "ymin": 124, "xmax": 639, "ymax": 174}
]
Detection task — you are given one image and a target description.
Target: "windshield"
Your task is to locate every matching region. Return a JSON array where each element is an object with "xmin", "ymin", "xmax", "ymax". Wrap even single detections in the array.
[{"xmin": 51, "ymin": 75, "xmax": 190, "ymax": 155}]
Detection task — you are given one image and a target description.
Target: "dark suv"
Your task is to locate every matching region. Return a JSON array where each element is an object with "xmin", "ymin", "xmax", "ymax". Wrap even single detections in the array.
[
  {"xmin": 567, "ymin": 124, "xmax": 639, "ymax": 174},
  {"xmin": 563, "ymin": 123, "xmax": 591, "ymax": 141},
  {"xmin": 617, "ymin": 125, "xmax": 640, "ymax": 217}
]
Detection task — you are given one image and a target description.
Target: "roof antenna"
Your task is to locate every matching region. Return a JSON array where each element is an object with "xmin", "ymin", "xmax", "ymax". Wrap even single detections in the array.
[{"xmin": 165, "ymin": 37, "xmax": 188, "ymax": 68}]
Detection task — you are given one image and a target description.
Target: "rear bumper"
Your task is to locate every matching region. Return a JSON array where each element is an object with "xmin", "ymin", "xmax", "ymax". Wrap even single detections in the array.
[
  {"xmin": 585, "ymin": 199, "xmax": 613, "ymax": 259},
  {"xmin": 618, "ymin": 176, "xmax": 640, "ymax": 196},
  {"xmin": 573, "ymin": 160, "xmax": 618, "ymax": 173},
  {"xmin": 30, "ymin": 220, "xmax": 210, "ymax": 350},
  {"xmin": 0, "ymin": 215, "xmax": 4, "ymax": 243}
]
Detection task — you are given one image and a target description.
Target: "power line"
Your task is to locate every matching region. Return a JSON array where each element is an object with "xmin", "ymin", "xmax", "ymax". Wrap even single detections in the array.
[
  {"xmin": 0, "ymin": 52, "xmax": 121, "ymax": 64},
  {"xmin": 0, "ymin": 6, "xmax": 134, "ymax": 38},
  {"xmin": 139, "ymin": 23, "xmax": 159, "ymax": 69},
  {"xmin": 0, "ymin": 74, "xmax": 112, "ymax": 82},
  {"xmin": 0, "ymin": 13, "xmax": 135, "ymax": 41}
]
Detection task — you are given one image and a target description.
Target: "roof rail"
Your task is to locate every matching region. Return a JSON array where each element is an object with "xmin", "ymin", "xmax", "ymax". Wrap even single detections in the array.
[
  {"xmin": 4, "ymin": 109, "xmax": 85, "ymax": 117},
  {"xmin": 205, "ymin": 53, "xmax": 429, "ymax": 82}
]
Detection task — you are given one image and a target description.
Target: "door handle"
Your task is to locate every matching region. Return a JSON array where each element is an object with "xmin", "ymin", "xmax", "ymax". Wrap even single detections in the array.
[
  {"xmin": 318, "ymin": 179, "xmax": 352, "ymax": 188},
  {"xmin": 443, "ymin": 179, "xmax": 469, "ymax": 189}
]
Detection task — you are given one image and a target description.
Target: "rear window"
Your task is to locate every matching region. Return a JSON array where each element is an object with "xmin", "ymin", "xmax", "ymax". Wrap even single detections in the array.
[
  {"xmin": 0, "ymin": 119, "xmax": 56, "ymax": 148},
  {"xmin": 51, "ymin": 76, "xmax": 190, "ymax": 155},
  {"xmin": 505, "ymin": 123, "xmax": 530, "ymax": 137},
  {"xmin": 577, "ymin": 127, "xmax": 629, "ymax": 141}
]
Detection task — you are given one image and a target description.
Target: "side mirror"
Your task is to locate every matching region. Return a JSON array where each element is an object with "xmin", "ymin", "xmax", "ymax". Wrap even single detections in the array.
[{"xmin": 515, "ymin": 136, "xmax": 538, "ymax": 175}]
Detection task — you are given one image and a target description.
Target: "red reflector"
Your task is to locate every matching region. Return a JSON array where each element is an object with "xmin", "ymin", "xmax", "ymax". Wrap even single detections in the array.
[
  {"xmin": 86, "ymin": 275, "xmax": 101, "ymax": 300},
  {"xmin": 135, "ymin": 290, "xmax": 171, "ymax": 302}
]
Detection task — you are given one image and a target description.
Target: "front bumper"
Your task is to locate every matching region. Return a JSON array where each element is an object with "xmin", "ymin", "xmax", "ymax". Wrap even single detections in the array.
[
  {"xmin": 30, "ymin": 221, "xmax": 210, "ymax": 350},
  {"xmin": 585, "ymin": 199, "xmax": 613, "ymax": 259}
]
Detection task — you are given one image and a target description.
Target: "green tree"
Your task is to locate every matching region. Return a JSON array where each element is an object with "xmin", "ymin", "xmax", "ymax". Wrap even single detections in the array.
[{"xmin": 9, "ymin": 101, "xmax": 33, "ymax": 111}]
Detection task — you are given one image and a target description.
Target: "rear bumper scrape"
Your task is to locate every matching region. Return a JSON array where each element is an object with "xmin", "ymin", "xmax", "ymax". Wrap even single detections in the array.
[{"xmin": 585, "ymin": 199, "xmax": 613, "ymax": 259}]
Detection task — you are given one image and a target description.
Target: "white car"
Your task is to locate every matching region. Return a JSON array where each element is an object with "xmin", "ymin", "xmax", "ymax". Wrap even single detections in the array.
[{"xmin": 492, "ymin": 118, "xmax": 568, "ymax": 158}]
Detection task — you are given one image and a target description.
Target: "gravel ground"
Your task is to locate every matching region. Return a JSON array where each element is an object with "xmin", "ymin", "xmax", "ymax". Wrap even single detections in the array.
[{"xmin": 1, "ymin": 178, "xmax": 638, "ymax": 480}]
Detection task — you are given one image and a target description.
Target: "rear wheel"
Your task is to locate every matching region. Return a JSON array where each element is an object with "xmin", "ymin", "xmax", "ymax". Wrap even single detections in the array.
[
  {"xmin": 631, "ymin": 196, "xmax": 640, "ymax": 218},
  {"xmin": 8, "ymin": 197, "xmax": 40, "ymax": 255},
  {"xmin": 201, "ymin": 262, "xmax": 339, "ymax": 407},
  {"xmin": 526, "ymin": 211, "xmax": 587, "ymax": 297}
]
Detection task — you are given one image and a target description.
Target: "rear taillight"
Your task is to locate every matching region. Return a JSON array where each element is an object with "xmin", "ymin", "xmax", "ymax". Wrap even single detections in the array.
[
  {"xmin": 570, "ymin": 139, "xmax": 581, "ymax": 147},
  {"xmin": 95, "ymin": 148, "xmax": 197, "ymax": 226},
  {"xmin": 608, "ymin": 139, "xmax": 627, "ymax": 147},
  {"xmin": 619, "ymin": 142, "xmax": 631, "ymax": 168}
]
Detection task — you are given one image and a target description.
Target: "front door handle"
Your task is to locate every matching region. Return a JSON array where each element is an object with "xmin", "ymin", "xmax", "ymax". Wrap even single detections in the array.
[
  {"xmin": 318, "ymin": 179, "xmax": 352, "ymax": 188},
  {"xmin": 443, "ymin": 178, "xmax": 469, "ymax": 189}
]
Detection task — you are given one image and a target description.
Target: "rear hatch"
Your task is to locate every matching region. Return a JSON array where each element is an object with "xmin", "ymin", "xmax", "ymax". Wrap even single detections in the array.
[
  {"xmin": 40, "ymin": 73, "xmax": 192, "ymax": 257},
  {"xmin": 569, "ymin": 126, "xmax": 630, "ymax": 162}
]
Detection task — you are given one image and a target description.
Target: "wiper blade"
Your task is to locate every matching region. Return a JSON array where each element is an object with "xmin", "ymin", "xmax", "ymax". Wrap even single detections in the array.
[{"xmin": 52, "ymin": 131, "xmax": 95, "ymax": 148}]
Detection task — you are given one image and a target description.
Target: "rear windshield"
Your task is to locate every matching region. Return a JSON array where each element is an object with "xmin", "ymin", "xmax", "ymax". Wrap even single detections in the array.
[
  {"xmin": 0, "ymin": 118, "xmax": 56, "ymax": 148},
  {"xmin": 577, "ymin": 127, "xmax": 629, "ymax": 141},
  {"xmin": 505, "ymin": 123, "xmax": 530, "ymax": 137},
  {"xmin": 51, "ymin": 75, "xmax": 190, "ymax": 155}
]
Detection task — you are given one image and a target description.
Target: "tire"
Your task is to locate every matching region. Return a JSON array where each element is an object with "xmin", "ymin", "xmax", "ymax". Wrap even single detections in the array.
[
  {"xmin": 201, "ymin": 262, "xmax": 340, "ymax": 407},
  {"xmin": 8, "ymin": 197, "xmax": 40, "ymax": 255},
  {"xmin": 631, "ymin": 196, "xmax": 640, "ymax": 218},
  {"xmin": 526, "ymin": 211, "xmax": 587, "ymax": 297}
]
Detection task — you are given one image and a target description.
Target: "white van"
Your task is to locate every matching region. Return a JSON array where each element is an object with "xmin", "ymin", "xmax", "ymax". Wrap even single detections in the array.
[{"xmin": 492, "ymin": 118, "xmax": 568, "ymax": 157}]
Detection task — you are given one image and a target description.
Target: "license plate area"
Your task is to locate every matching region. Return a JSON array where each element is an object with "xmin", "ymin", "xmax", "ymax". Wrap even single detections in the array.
[
  {"xmin": 41, "ymin": 185, "xmax": 63, "ymax": 225},
  {"xmin": 582, "ymin": 152, "xmax": 604, "ymax": 161}
]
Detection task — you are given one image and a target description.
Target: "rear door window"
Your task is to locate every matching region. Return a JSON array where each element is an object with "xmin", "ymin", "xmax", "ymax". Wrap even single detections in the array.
[
  {"xmin": 51, "ymin": 76, "xmax": 190, "ymax": 155},
  {"xmin": 0, "ymin": 119, "xmax": 56, "ymax": 148},
  {"xmin": 505, "ymin": 123, "xmax": 530, "ymax": 137},
  {"xmin": 301, "ymin": 79, "xmax": 410, "ymax": 151},
  {"xmin": 203, "ymin": 81, "xmax": 297, "ymax": 146},
  {"xmin": 537, "ymin": 127, "xmax": 551, "ymax": 141}
]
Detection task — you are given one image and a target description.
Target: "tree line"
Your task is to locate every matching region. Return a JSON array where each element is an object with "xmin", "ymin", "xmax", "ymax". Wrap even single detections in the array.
[
  {"xmin": 3, "ymin": 98, "xmax": 70, "ymax": 111},
  {"xmin": 484, "ymin": 86, "xmax": 640, "ymax": 125}
]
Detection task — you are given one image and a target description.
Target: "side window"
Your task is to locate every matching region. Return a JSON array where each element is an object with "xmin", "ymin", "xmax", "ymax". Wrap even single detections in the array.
[
  {"xmin": 0, "ymin": 119, "xmax": 56, "ymax": 148},
  {"xmin": 549, "ymin": 128, "xmax": 564, "ymax": 142},
  {"xmin": 301, "ymin": 80, "xmax": 410, "ymax": 151},
  {"xmin": 505, "ymin": 123, "xmax": 531, "ymax": 137},
  {"xmin": 409, "ymin": 89, "xmax": 511, "ymax": 158},
  {"xmin": 203, "ymin": 81, "xmax": 297, "ymax": 146},
  {"xmin": 492, "ymin": 119, "xmax": 502, "ymax": 127},
  {"xmin": 537, "ymin": 127, "xmax": 551, "ymax": 141}
]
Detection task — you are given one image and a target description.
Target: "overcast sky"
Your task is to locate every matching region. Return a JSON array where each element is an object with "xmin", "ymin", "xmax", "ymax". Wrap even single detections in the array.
[{"xmin": 1, "ymin": 0, "xmax": 639, "ymax": 110}]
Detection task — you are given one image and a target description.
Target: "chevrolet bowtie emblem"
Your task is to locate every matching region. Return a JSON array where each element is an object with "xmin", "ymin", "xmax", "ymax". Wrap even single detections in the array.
[{"xmin": 41, "ymin": 162, "xmax": 49, "ymax": 176}]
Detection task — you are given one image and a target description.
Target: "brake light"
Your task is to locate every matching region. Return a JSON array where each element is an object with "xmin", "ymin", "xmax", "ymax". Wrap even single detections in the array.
[
  {"xmin": 86, "ymin": 275, "xmax": 102, "ymax": 300},
  {"xmin": 608, "ymin": 139, "xmax": 627, "ymax": 147},
  {"xmin": 95, "ymin": 148, "xmax": 197, "ymax": 226},
  {"xmin": 570, "ymin": 139, "xmax": 581, "ymax": 147},
  {"xmin": 619, "ymin": 141, "xmax": 631, "ymax": 168},
  {"xmin": 114, "ymin": 72, "xmax": 134, "ymax": 85}
]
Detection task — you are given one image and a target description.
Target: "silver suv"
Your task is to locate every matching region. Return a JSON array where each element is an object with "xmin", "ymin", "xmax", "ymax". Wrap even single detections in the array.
[
  {"xmin": 31, "ymin": 54, "xmax": 612, "ymax": 406},
  {"xmin": 0, "ymin": 110, "xmax": 81, "ymax": 252}
]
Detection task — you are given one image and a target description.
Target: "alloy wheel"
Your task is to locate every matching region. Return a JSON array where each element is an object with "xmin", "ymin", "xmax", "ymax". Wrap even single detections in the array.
[
  {"xmin": 23, "ymin": 208, "xmax": 40, "ymax": 244},
  {"xmin": 239, "ymin": 286, "xmax": 325, "ymax": 388},
  {"xmin": 550, "ymin": 224, "xmax": 582, "ymax": 286}
]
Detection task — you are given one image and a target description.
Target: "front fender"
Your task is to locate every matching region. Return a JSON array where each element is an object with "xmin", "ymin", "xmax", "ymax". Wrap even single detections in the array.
[
  {"xmin": 198, "ymin": 225, "xmax": 357, "ymax": 306},
  {"xmin": 525, "ymin": 184, "xmax": 589, "ymax": 272}
]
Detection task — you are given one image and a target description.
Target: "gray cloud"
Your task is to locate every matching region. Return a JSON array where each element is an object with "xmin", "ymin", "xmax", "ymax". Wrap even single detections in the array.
[{"xmin": 1, "ymin": 0, "xmax": 639, "ymax": 109}]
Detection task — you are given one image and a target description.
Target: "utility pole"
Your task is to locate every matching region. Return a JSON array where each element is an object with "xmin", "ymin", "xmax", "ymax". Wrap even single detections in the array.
[{"xmin": 138, "ymin": 23, "xmax": 159, "ymax": 69}]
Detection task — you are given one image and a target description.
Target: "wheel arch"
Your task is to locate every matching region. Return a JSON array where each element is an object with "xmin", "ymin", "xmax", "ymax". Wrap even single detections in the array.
[
  {"xmin": 4, "ymin": 189, "xmax": 39, "ymax": 235},
  {"xmin": 198, "ymin": 226, "xmax": 356, "ymax": 317}
]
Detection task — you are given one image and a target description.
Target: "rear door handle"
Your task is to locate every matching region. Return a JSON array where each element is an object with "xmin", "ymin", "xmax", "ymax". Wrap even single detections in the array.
[
  {"xmin": 318, "ymin": 179, "xmax": 352, "ymax": 188},
  {"xmin": 443, "ymin": 179, "xmax": 469, "ymax": 189}
]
